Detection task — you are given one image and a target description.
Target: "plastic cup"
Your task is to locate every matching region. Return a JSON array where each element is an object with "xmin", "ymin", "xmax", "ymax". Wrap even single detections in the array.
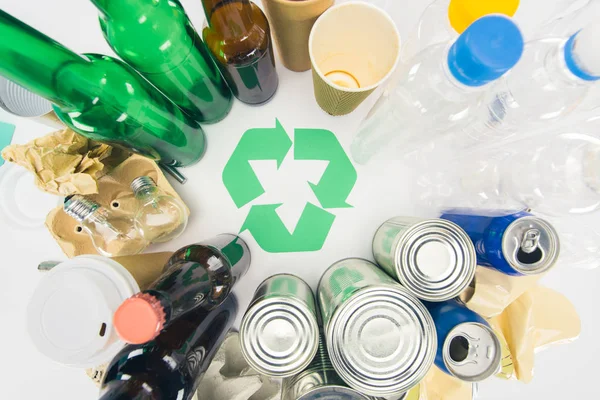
[
  {"xmin": 27, "ymin": 256, "xmax": 140, "ymax": 368},
  {"xmin": 0, "ymin": 76, "xmax": 64, "ymax": 128},
  {"xmin": 309, "ymin": 1, "xmax": 400, "ymax": 116}
]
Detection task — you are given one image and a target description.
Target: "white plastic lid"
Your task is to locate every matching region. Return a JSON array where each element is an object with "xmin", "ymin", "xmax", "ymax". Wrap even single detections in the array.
[
  {"xmin": 27, "ymin": 256, "xmax": 140, "ymax": 368},
  {"xmin": 0, "ymin": 76, "xmax": 53, "ymax": 117},
  {"xmin": 0, "ymin": 163, "xmax": 62, "ymax": 229}
]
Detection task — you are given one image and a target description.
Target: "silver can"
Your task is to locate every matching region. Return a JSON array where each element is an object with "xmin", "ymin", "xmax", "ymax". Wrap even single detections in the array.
[
  {"xmin": 318, "ymin": 258, "xmax": 437, "ymax": 397},
  {"xmin": 240, "ymin": 274, "xmax": 319, "ymax": 378},
  {"xmin": 373, "ymin": 217, "xmax": 477, "ymax": 302},
  {"xmin": 443, "ymin": 323, "xmax": 501, "ymax": 382},
  {"xmin": 282, "ymin": 334, "xmax": 395, "ymax": 400}
]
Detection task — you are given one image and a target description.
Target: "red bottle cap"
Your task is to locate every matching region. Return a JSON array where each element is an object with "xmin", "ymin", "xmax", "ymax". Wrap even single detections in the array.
[{"xmin": 113, "ymin": 293, "xmax": 166, "ymax": 345}]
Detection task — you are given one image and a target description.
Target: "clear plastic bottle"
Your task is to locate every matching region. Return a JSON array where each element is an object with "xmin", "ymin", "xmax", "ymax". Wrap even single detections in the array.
[
  {"xmin": 415, "ymin": 129, "xmax": 600, "ymax": 217},
  {"xmin": 447, "ymin": 24, "xmax": 600, "ymax": 150},
  {"xmin": 501, "ymin": 131, "xmax": 600, "ymax": 216},
  {"xmin": 351, "ymin": 15, "xmax": 523, "ymax": 165},
  {"xmin": 131, "ymin": 176, "xmax": 188, "ymax": 243},
  {"xmin": 536, "ymin": 0, "xmax": 599, "ymax": 38},
  {"xmin": 63, "ymin": 195, "xmax": 148, "ymax": 257},
  {"xmin": 401, "ymin": 0, "xmax": 520, "ymax": 62}
]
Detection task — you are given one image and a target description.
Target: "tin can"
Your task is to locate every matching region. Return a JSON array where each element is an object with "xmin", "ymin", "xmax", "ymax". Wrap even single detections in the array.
[
  {"xmin": 425, "ymin": 300, "xmax": 501, "ymax": 382},
  {"xmin": 372, "ymin": 217, "xmax": 477, "ymax": 302},
  {"xmin": 440, "ymin": 209, "xmax": 560, "ymax": 276},
  {"xmin": 281, "ymin": 334, "xmax": 394, "ymax": 400},
  {"xmin": 318, "ymin": 258, "xmax": 437, "ymax": 397},
  {"xmin": 240, "ymin": 274, "xmax": 319, "ymax": 378}
]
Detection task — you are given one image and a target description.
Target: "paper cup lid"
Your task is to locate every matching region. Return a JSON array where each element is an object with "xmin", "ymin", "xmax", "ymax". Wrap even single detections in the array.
[
  {"xmin": 27, "ymin": 256, "xmax": 140, "ymax": 368},
  {"xmin": 0, "ymin": 163, "xmax": 62, "ymax": 229}
]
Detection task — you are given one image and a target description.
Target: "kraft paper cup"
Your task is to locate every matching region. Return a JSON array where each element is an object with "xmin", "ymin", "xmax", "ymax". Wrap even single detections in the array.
[
  {"xmin": 0, "ymin": 76, "xmax": 64, "ymax": 128},
  {"xmin": 262, "ymin": 0, "xmax": 334, "ymax": 72},
  {"xmin": 309, "ymin": 1, "xmax": 401, "ymax": 116}
]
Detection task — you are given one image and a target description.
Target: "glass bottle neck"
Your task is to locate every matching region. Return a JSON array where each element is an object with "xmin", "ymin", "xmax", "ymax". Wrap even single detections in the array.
[
  {"xmin": 203, "ymin": 0, "xmax": 255, "ymax": 33},
  {"xmin": 0, "ymin": 10, "xmax": 85, "ymax": 108}
]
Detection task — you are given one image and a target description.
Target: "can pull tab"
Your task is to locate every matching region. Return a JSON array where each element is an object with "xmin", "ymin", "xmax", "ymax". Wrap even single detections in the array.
[
  {"xmin": 520, "ymin": 229, "xmax": 541, "ymax": 254},
  {"xmin": 516, "ymin": 229, "xmax": 544, "ymax": 265}
]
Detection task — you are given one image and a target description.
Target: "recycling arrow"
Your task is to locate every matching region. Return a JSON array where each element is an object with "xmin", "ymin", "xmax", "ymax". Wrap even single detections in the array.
[
  {"xmin": 222, "ymin": 119, "xmax": 292, "ymax": 208},
  {"xmin": 294, "ymin": 128, "xmax": 357, "ymax": 208},
  {"xmin": 240, "ymin": 202, "xmax": 336, "ymax": 253}
]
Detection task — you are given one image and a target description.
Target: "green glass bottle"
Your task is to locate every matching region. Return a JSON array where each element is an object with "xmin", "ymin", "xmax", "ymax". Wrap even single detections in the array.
[
  {"xmin": 0, "ymin": 10, "xmax": 205, "ymax": 167},
  {"xmin": 201, "ymin": 0, "xmax": 279, "ymax": 105},
  {"xmin": 92, "ymin": 0, "xmax": 233, "ymax": 124}
]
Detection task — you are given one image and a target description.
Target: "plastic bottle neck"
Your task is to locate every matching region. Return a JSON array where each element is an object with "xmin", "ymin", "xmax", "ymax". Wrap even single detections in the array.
[
  {"xmin": 0, "ymin": 10, "xmax": 85, "ymax": 108},
  {"xmin": 545, "ymin": 39, "xmax": 592, "ymax": 87}
]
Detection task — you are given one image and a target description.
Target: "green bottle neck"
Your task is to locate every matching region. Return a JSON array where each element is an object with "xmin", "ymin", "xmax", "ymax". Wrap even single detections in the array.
[{"xmin": 0, "ymin": 10, "xmax": 85, "ymax": 108}]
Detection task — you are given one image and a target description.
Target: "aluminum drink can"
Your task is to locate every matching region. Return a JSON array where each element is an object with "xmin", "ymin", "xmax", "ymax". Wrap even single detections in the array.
[
  {"xmin": 240, "ymin": 274, "xmax": 319, "ymax": 377},
  {"xmin": 425, "ymin": 300, "xmax": 501, "ymax": 382},
  {"xmin": 281, "ymin": 334, "xmax": 396, "ymax": 400},
  {"xmin": 372, "ymin": 217, "xmax": 477, "ymax": 302},
  {"xmin": 440, "ymin": 209, "xmax": 560, "ymax": 276},
  {"xmin": 318, "ymin": 258, "xmax": 437, "ymax": 397}
]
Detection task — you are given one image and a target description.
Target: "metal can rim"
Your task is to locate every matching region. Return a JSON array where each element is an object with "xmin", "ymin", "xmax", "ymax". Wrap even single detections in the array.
[
  {"xmin": 502, "ymin": 216, "xmax": 560, "ymax": 275},
  {"xmin": 240, "ymin": 296, "xmax": 320, "ymax": 377},
  {"xmin": 442, "ymin": 322, "xmax": 502, "ymax": 382},
  {"xmin": 394, "ymin": 219, "xmax": 477, "ymax": 301},
  {"xmin": 325, "ymin": 285, "xmax": 437, "ymax": 397}
]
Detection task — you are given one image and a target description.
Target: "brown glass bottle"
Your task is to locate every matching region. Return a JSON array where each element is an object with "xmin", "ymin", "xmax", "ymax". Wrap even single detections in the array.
[{"xmin": 201, "ymin": 0, "xmax": 279, "ymax": 105}]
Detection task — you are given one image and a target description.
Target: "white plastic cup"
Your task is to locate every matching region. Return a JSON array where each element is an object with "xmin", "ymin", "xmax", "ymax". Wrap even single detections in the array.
[
  {"xmin": 27, "ymin": 256, "xmax": 140, "ymax": 368},
  {"xmin": 0, "ymin": 76, "xmax": 64, "ymax": 128}
]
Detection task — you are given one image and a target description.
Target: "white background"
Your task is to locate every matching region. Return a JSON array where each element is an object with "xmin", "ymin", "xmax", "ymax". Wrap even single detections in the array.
[{"xmin": 0, "ymin": 0, "xmax": 599, "ymax": 398}]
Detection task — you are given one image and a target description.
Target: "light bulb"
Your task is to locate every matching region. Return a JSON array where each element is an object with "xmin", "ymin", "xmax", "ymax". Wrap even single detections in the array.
[
  {"xmin": 131, "ymin": 176, "xmax": 188, "ymax": 243},
  {"xmin": 63, "ymin": 195, "xmax": 148, "ymax": 257}
]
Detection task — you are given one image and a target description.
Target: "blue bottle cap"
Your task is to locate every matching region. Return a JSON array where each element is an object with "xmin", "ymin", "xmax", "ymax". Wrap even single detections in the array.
[
  {"xmin": 564, "ymin": 31, "xmax": 600, "ymax": 81},
  {"xmin": 448, "ymin": 15, "xmax": 524, "ymax": 87}
]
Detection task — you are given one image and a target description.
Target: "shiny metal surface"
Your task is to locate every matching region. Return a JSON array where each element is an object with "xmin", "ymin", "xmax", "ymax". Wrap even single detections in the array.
[
  {"xmin": 240, "ymin": 274, "xmax": 319, "ymax": 378},
  {"xmin": 373, "ymin": 217, "xmax": 476, "ymax": 302},
  {"xmin": 503, "ymin": 216, "xmax": 560, "ymax": 275},
  {"xmin": 442, "ymin": 322, "xmax": 502, "ymax": 382},
  {"xmin": 318, "ymin": 258, "xmax": 437, "ymax": 397},
  {"xmin": 282, "ymin": 335, "xmax": 375, "ymax": 400}
]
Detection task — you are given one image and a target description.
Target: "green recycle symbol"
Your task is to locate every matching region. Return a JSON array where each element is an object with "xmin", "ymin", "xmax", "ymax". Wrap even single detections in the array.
[{"xmin": 222, "ymin": 119, "xmax": 357, "ymax": 253}]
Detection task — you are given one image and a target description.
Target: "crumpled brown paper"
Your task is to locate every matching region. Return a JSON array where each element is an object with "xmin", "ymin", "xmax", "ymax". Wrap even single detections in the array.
[
  {"xmin": 419, "ymin": 267, "xmax": 581, "ymax": 399},
  {"xmin": 488, "ymin": 285, "xmax": 581, "ymax": 383},
  {"xmin": 46, "ymin": 155, "xmax": 189, "ymax": 258},
  {"xmin": 1, "ymin": 128, "xmax": 129, "ymax": 196},
  {"xmin": 463, "ymin": 267, "xmax": 542, "ymax": 318}
]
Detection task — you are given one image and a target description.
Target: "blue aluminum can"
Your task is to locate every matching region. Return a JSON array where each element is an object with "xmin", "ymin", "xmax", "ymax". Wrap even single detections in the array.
[
  {"xmin": 425, "ymin": 300, "xmax": 501, "ymax": 382},
  {"xmin": 440, "ymin": 209, "xmax": 560, "ymax": 276}
]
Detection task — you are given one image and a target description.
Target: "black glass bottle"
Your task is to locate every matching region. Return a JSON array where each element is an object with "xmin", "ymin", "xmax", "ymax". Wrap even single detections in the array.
[{"xmin": 99, "ymin": 295, "xmax": 237, "ymax": 400}]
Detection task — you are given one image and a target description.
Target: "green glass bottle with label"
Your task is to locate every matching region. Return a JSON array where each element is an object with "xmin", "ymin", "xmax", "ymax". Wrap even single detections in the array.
[
  {"xmin": 201, "ymin": 0, "xmax": 279, "ymax": 105},
  {"xmin": 0, "ymin": 10, "xmax": 205, "ymax": 167},
  {"xmin": 91, "ymin": 0, "xmax": 233, "ymax": 124}
]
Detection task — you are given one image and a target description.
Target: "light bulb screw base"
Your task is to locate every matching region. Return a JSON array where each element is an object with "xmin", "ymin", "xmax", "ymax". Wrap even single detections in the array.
[
  {"xmin": 63, "ymin": 195, "xmax": 100, "ymax": 222},
  {"xmin": 130, "ymin": 176, "xmax": 157, "ymax": 196}
]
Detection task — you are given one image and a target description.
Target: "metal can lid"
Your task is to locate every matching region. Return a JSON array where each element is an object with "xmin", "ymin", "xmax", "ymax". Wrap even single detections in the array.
[
  {"xmin": 443, "ymin": 322, "xmax": 501, "ymax": 382},
  {"xmin": 297, "ymin": 385, "xmax": 375, "ymax": 400},
  {"xmin": 240, "ymin": 296, "xmax": 319, "ymax": 378},
  {"xmin": 326, "ymin": 285, "xmax": 437, "ymax": 397},
  {"xmin": 396, "ymin": 219, "xmax": 477, "ymax": 301},
  {"xmin": 503, "ymin": 216, "xmax": 560, "ymax": 275}
]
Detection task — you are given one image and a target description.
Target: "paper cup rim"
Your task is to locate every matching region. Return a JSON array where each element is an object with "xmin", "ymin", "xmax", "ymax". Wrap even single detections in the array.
[{"xmin": 309, "ymin": 1, "xmax": 401, "ymax": 93}]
